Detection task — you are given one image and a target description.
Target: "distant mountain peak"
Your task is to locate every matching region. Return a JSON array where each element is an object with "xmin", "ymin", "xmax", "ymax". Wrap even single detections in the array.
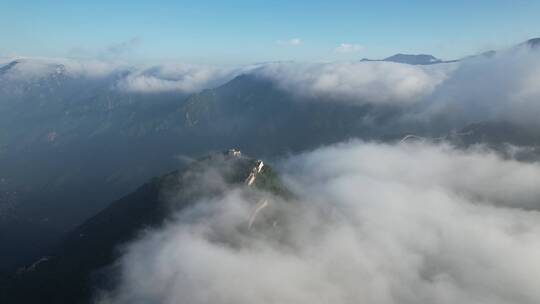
[
  {"xmin": 361, "ymin": 53, "xmax": 449, "ymax": 65},
  {"xmin": 383, "ymin": 53, "xmax": 443, "ymax": 65},
  {"xmin": 5, "ymin": 151, "xmax": 287, "ymax": 303},
  {"xmin": 0, "ymin": 60, "xmax": 20, "ymax": 75},
  {"xmin": 524, "ymin": 37, "xmax": 540, "ymax": 49}
]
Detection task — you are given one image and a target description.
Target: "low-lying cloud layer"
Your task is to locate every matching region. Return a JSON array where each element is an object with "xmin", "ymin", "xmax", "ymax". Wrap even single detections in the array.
[
  {"xmin": 423, "ymin": 48, "xmax": 540, "ymax": 127},
  {"xmin": 0, "ymin": 58, "xmax": 244, "ymax": 95},
  {"xmin": 0, "ymin": 57, "xmax": 122, "ymax": 79},
  {"xmin": 97, "ymin": 141, "xmax": 540, "ymax": 304},
  {"xmin": 2, "ymin": 43, "xmax": 540, "ymax": 126},
  {"xmin": 115, "ymin": 64, "xmax": 242, "ymax": 93},
  {"xmin": 253, "ymin": 61, "xmax": 450, "ymax": 104}
]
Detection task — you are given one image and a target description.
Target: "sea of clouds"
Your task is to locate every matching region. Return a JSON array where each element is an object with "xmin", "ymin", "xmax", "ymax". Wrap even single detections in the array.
[
  {"xmin": 3, "ymin": 44, "xmax": 540, "ymax": 128},
  {"xmin": 4, "ymin": 41, "xmax": 540, "ymax": 304},
  {"xmin": 96, "ymin": 141, "xmax": 540, "ymax": 304}
]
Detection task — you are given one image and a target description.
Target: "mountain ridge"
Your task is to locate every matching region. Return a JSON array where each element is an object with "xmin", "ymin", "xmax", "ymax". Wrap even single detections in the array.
[
  {"xmin": 2, "ymin": 150, "xmax": 286, "ymax": 304},
  {"xmin": 360, "ymin": 53, "xmax": 453, "ymax": 65},
  {"xmin": 2, "ymin": 36, "xmax": 540, "ymax": 275}
]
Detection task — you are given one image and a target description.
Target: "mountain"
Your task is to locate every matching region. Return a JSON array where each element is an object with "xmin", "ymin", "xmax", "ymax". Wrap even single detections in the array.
[
  {"xmin": 2, "ymin": 38, "xmax": 539, "ymax": 273},
  {"xmin": 398, "ymin": 120, "xmax": 540, "ymax": 163},
  {"xmin": 383, "ymin": 53, "xmax": 443, "ymax": 65},
  {"xmin": 1, "ymin": 150, "xmax": 287, "ymax": 304},
  {"xmin": 0, "ymin": 68, "xmax": 413, "ymax": 273},
  {"xmin": 457, "ymin": 121, "xmax": 540, "ymax": 147},
  {"xmin": 522, "ymin": 37, "xmax": 540, "ymax": 49},
  {"xmin": 179, "ymin": 74, "xmax": 404, "ymax": 151},
  {"xmin": 453, "ymin": 121, "xmax": 540, "ymax": 163},
  {"xmin": 360, "ymin": 37, "xmax": 540, "ymax": 65},
  {"xmin": 461, "ymin": 37, "xmax": 540, "ymax": 61},
  {"xmin": 0, "ymin": 60, "xmax": 19, "ymax": 75},
  {"xmin": 361, "ymin": 53, "xmax": 454, "ymax": 65},
  {"xmin": 0, "ymin": 60, "xmax": 192, "ymax": 272}
]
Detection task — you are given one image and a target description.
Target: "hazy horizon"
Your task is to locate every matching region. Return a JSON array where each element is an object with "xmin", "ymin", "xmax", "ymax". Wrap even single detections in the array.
[{"xmin": 2, "ymin": 1, "xmax": 540, "ymax": 64}]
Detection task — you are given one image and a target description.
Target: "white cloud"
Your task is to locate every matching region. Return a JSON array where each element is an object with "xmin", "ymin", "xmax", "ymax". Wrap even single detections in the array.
[
  {"xmin": 0, "ymin": 57, "xmax": 123, "ymax": 79},
  {"xmin": 422, "ymin": 47, "xmax": 540, "ymax": 127},
  {"xmin": 3, "ymin": 57, "xmax": 448, "ymax": 104},
  {"xmin": 251, "ymin": 61, "xmax": 450, "ymax": 104},
  {"xmin": 97, "ymin": 141, "xmax": 540, "ymax": 304},
  {"xmin": 0, "ymin": 58, "xmax": 243, "ymax": 94},
  {"xmin": 116, "ymin": 64, "xmax": 242, "ymax": 94},
  {"xmin": 3, "ymin": 44, "xmax": 540, "ymax": 123},
  {"xmin": 276, "ymin": 38, "xmax": 303, "ymax": 46},
  {"xmin": 334, "ymin": 43, "xmax": 364, "ymax": 53},
  {"xmin": 248, "ymin": 44, "xmax": 540, "ymax": 123}
]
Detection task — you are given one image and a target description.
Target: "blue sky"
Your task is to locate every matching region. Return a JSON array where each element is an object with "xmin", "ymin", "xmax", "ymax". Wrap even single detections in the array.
[{"xmin": 1, "ymin": 0, "xmax": 539, "ymax": 64}]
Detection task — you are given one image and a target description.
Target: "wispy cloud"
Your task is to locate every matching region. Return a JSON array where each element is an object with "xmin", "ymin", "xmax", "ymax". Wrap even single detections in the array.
[
  {"xmin": 334, "ymin": 43, "xmax": 364, "ymax": 53},
  {"xmin": 67, "ymin": 37, "xmax": 142, "ymax": 60},
  {"xmin": 104, "ymin": 37, "xmax": 142, "ymax": 57},
  {"xmin": 116, "ymin": 64, "xmax": 243, "ymax": 94},
  {"xmin": 276, "ymin": 38, "xmax": 303, "ymax": 46}
]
